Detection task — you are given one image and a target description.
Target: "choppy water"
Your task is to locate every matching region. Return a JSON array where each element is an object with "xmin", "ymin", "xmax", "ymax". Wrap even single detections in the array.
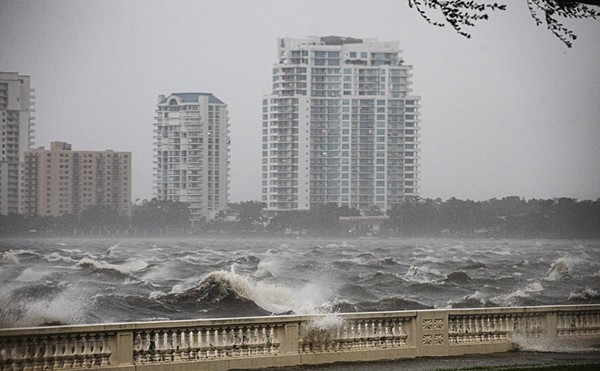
[{"xmin": 1, "ymin": 237, "xmax": 599, "ymax": 328}]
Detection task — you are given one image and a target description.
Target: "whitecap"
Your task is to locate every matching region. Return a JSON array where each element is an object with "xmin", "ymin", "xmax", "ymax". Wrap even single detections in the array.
[{"xmin": 568, "ymin": 287, "xmax": 599, "ymax": 301}]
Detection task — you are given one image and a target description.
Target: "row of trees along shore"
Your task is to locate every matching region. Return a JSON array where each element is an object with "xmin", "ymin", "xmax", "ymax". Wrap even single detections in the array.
[{"xmin": 1, "ymin": 197, "xmax": 599, "ymax": 239}]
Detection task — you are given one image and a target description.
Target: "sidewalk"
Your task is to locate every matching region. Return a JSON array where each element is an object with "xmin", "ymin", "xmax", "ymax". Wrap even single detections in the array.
[{"xmin": 262, "ymin": 350, "xmax": 600, "ymax": 370}]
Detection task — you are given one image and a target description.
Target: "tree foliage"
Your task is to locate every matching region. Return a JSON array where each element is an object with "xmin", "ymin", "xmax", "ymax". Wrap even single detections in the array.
[
  {"xmin": 387, "ymin": 196, "xmax": 600, "ymax": 238},
  {"xmin": 408, "ymin": 0, "xmax": 599, "ymax": 47},
  {"xmin": 131, "ymin": 198, "xmax": 190, "ymax": 233}
]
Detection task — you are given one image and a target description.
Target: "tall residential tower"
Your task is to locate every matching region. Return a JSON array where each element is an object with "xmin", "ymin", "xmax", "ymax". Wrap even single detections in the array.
[
  {"xmin": 262, "ymin": 37, "xmax": 420, "ymax": 213},
  {"xmin": 0, "ymin": 72, "xmax": 35, "ymax": 215},
  {"xmin": 154, "ymin": 93, "xmax": 229, "ymax": 223}
]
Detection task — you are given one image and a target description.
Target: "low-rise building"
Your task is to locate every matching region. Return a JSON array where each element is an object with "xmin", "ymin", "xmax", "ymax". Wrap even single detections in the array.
[{"xmin": 21, "ymin": 141, "xmax": 131, "ymax": 217}]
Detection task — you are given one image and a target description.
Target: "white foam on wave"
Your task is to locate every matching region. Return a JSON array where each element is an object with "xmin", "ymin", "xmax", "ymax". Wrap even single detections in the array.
[
  {"xmin": 75, "ymin": 257, "xmax": 149, "ymax": 274},
  {"xmin": 105, "ymin": 242, "xmax": 122, "ymax": 256},
  {"xmin": 446, "ymin": 290, "xmax": 490, "ymax": 307},
  {"xmin": 3, "ymin": 283, "xmax": 88, "ymax": 327},
  {"xmin": 0, "ymin": 249, "xmax": 39, "ymax": 263},
  {"xmin": 545, "ymin": 255, "xmax": 580, "ymax": 281},
  {"xmin": 15, "ymin": 266, "xmax": 54, "ymax": 282},
  {"xmin": 568, "ymin": 287, "xmax": 599, "ymax": 301},
  {"xmin": 404, "ymin": 265, "xmax": 442, "ymax": 283},
  {"xmin": 496, "ymin": 281, "xmax": 544, "ymax": 306},
  {"xmin": 177, "ymin": 268, "xmax": 333, "ymax": 315},
  {"xmin": 44, "ymin": 252, "xmax": 76, "ymax": 263}
]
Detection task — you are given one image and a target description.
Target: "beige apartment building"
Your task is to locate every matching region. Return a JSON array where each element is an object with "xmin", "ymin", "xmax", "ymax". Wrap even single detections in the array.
[{"xmin": 21, "ymin": 142, "xmax": 131, "ymax": 217}]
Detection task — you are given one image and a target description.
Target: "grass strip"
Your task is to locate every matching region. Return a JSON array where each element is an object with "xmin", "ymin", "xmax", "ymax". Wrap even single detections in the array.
[{"xmin": 438, "ymin": 363, "xmax": 600, "ymax": 371}]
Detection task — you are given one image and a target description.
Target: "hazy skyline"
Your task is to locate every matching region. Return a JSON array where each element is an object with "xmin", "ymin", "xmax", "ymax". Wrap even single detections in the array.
[{"xmin": 1, "ymin": 0, "xmax": 599, "ymax": 203}]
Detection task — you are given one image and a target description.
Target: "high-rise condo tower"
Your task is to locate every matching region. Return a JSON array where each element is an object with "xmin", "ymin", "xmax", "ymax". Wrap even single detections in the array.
[
  {"xmin": 154, "ymin": 93, "xmax": 229, "ymax": 223},
  {"xmin": 262, "ymin": 36, "xmax": 420, "ymax": 213},
  {"xmin": 0, "ymin": 72, "xmax": 35, "ymax": 215}
]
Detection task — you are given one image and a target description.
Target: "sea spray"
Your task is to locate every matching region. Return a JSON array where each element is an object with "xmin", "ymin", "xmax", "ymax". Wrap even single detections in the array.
[
  {"xmin": 510, "ymin": 331, "xmax": 599, "ymax": 353},
  {"xmin": 299, "ymin": 315, "xmax": 345, "ymax": 353}
]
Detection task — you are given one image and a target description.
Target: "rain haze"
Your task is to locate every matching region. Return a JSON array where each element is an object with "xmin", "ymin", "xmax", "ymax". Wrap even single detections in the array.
[
  {"xmin": 1, "ymin": 0, "xmax": 599, "ymax": 203},
  {"xmin": 2, "ymin": 3, "xmax": 600, "ymax": 365}
]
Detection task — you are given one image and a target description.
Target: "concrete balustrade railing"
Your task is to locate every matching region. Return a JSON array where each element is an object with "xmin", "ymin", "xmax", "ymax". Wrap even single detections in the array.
[{"xmin": 1, "ymin": 304, "xmax": 599, "ymax": 370}]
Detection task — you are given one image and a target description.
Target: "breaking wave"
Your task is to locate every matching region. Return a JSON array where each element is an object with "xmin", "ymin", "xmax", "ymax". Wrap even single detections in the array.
[{"xmin": 2, "ymin": 238, "xmax": 600, "ymax": 327}]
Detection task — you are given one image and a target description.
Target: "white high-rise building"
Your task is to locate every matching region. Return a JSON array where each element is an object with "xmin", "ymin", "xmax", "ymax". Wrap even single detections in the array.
[
  {"xmin": 262, "ymin": 36, "xmax": 420, "ymax": 213},
  {"xmin": 0, "ymin": 72, "xmax": 35, "ymax": 215},
  {"xmin": 154, "ymin": 93, "xmax": 229, "ymax": 223}
]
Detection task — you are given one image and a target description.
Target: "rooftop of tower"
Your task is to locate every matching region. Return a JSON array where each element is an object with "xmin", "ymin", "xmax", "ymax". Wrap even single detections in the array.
[
  {"xmin": 158, "ymin": 92, "xmax": 225, "ymax": 105},
  {"xmin": 319, "ymin": 36, "xmax": 363, "ymax": 45}
]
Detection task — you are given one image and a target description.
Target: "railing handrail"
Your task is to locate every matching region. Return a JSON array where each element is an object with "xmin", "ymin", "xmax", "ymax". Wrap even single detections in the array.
[
  {"xmin": 2, "ymin": 304, "xmax": 598, "ymax": 337},
  {"xmin": 1, "ymin": 304, "xmax": 599, "ymax": 371}
]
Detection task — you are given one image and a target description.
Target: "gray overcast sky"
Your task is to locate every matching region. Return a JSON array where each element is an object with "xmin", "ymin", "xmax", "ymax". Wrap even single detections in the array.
[{"xmin": 1, "ymin": 0, "xmax": 599, "ymax": 202}]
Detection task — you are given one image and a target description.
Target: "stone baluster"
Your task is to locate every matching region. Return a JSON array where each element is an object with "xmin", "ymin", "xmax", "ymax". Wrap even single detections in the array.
[
  {"xmin": 512, "ymin": 315, "xmax": 519, "ymax": 335},
  {"xmin": 133, "ymin": 332, "xmax": 141, "ymax": 363},
  {"xmin": 154, "ymin": 331, "xmax": 163, "ymax": 363},
  {"xmin": 196, "ymin": 329, "xmax": 205, "ymax": 359},
  {"xmin": 242, "ymin": 327, "xmax": 249, "ymax": 355},
  {"xmin": 189, "ymin": 329, "xmax": 197, "ymax": 359},
  {"xmin": 347, "ymin": 321, "xmax": 355, "ymax": 349},
  {"xmin": 353, "ymin": 322, "xmax": 360, "ymax": 348},
  {"xmin": 217, "ymin": 328, "xmax": 225, "ymax": 357},
  {"xmin": 9, "ymin": 338, "xmax": 19, "ymax": 371},
  {"xmin": 52, "ymin": 335, "xmax": 64, "ymax": 369},
  {"xmin": 42, "ymin": 336, "xmax": 54, "ymax": 369},
  {"xmin": 266, "ymin": 326, "xmax": 274, "ymax": 354},
  {"xmin": 349, "ymin": 321, "xmax": 357, "ymax": 349},
  {"xmin": 477, "ymin": 316, "xmax": 485, "ymax": 342},
  {"xmin": 207, "ymin": 328, "xmax": 215, "ymax": 358},
  {"xmin": 210, "ymin": 328, "xmax": 218, "ymax": 357},
  {"xmin": 32, "ymin": 337, "xmax": 45, "ymax": 370},
  {"xmin": 165, "ymin": 330, "xmax": 175, "ymax": 362},
  {"xmin": 100, "ymin": 333, "xmax": 111, "ymax": 366},
  {"xmin": 447, "ymin": 317, "xmax": 456, "ymax": 344},
  {"xmin": 383, "ymin": 320, "xmax": 391, "ymax": 347},
  {"xmin": 337, "ymin": 323, "xmax": 346, "ymax": 350},
  {"xmin": 401, "ymin": 319, "xmax": 409, "ymax": 346},
  {"xmin": 169, "ymin": 330, "xmax": 178, "ymax": 361},
  {"xmin": 21, "ymin": 337, "xmax": 33, "ymax": 371},
  {"xmin": 257, "ymin": 326, "xmax": 266, "ymax": 354},
  {"xmin": 187, "ymin": 329, "xmax": 196, "ymax": 360},
  {"xmin": 494, "ymin": 315, "xmax": 501, "ymax": 341},
  {"xmin": 482, "ymin": 316, "xmax": 489, "ymax": 342},
  {"xmin": 29, "ymin": 337, "xmax": 39, "ymax": 370},
  {"xmin": 558, "ymin": 314, "xmax": 565, "ymax": 336},
  {"xmin": 453, "ymin": 317, "xmax": 461, "ymax": 344},
  {"xmin": 233, "ymin": 328, "xmax": 242, "ymax": 356},
  {"xmin": 388, "ymin": 320, "xmax": 397, "ymax": 346},
  {"xmin": 364, "ymin": 321, "xmax": 372, "ymax": 347},
  {"xmin": 146, "ymin": 331, "xmax": 155, "ymax": 363},
  {"xmin": 0, "ymin": 337, "xmax": 9, "ymax": 370},
  {"xmin": 375, "ymin": 320, "xmax": 383, "ymax": 347},
  {"xmin": 72, "ymin": 334, "xmax": 84, "ymax": 368},
  {"xmin": 491, "ymin": 316, "xmax": 499, "ymax": 341},
  {"xmin": 373, "ymin": 319, "xmax": 380, "ymax": 346},
  {"xmin": 62, "ymin": 335, "xmax": 74, "ymax": 368},
  {"xmin": 179, "ymin": 329, "xmax": 189, "ymax": 360},
  {"xmin": 458, "ymin": 317, "xmax": 466, "ymax": 343},
  {"xmin": 82, "ymin": 334, "xmax": 93, "ymax": 367},
  {"xmin": 87, "ymin": 334, "xmax": 98, "ymax": 366},
  {"xmin": 468, "ymin": 316, "xmax": 475, "ymax": 342}
]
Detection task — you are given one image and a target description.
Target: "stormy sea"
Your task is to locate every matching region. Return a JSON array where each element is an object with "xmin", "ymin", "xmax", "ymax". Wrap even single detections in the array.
[{"xmin": 1, "ymin": 237, "xmax": 599, "ymax": 328}]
